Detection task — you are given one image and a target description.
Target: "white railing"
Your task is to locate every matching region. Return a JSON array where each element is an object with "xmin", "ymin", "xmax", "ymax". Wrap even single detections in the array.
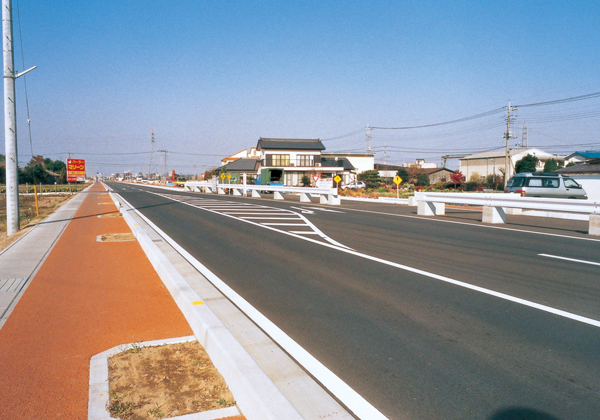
[
  {"xmin": 184, "ymin": 181, "xmax": 340, "ymax": 205},
  {"xmin": 415, "ymin": 191, "xmax": 600, "ymax": 235}
]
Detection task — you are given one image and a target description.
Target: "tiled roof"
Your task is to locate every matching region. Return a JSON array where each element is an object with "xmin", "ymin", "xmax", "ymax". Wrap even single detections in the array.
[
  {"xmin": 321, "ymin": 157, "xmax": 355, "ymax": 170},
  {"xmin": 555, "ymin": 163, "xmax": 600, "ymax": 174},
  {"xmin": 257, "ymin": 138, "xmax": 326, "ymax": 151},
  {"xmin": 222, "ymin": 158, "xmax": 260, "ymax": 171}
]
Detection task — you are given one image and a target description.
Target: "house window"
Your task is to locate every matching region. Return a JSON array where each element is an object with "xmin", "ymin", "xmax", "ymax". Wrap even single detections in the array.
[
  {"xmin": 297, "ymin": 155, "xmax": 314, "ymax": 167},
  {"xmin": 266, "ymin": 154, "xmax": 290, "ymax": 167}
]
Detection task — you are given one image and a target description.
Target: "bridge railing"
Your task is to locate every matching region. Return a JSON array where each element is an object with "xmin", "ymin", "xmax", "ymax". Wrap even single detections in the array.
[
  {"xmin": 414, "ymin": 191, "xmax": 600, "ymax": 235},
  {"xmin": 184, "ymin": 181, "xmax": 340, "ymax": 205}
]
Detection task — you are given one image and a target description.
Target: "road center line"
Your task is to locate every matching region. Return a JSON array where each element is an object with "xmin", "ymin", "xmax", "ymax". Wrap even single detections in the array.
[{"xmin": 539, "ymin": 254, "xmax": 600, "ymax": 266}]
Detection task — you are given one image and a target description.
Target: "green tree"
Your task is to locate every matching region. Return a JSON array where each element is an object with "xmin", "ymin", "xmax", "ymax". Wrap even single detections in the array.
[
  {"xmin": 358, "ymin": 170, "xmax": 382, "ymax": 188},
  {"xmin": 566, "ymin": 161, "xmax": 576, "ymax": 167},
  {"xmin": 396, "ymin": 167, "xmax": 409, "ymax": 183},
  {"xmin": 301, "ymin": 174, "xmax": 311, "ymax": 186},
  {"xmin": 515, "ymin": 154, "xmax": 539, "ymax": 173},
  {"xmin": 543, "ymin": 158, "xmax": 559, "ymax": 173},
  {"xmin": 415, "ymin": 172, "xmax": 430, "ymax": 187}
]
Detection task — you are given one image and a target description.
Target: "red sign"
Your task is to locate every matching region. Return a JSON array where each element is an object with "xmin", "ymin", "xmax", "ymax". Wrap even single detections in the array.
[
  {"xmin": 201, "ymin": 173, "xmax": 205, "ymax": 180},
  {"xmin": 312, "ymin": 174, "xmax": 320, "ymax": 182},
  {"xmin": 67, "ymin": 159, "xmax": 86, "ymax": 182}
]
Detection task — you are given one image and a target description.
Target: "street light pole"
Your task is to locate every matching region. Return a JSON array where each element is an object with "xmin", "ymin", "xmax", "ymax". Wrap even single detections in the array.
[
  {"xmin": 3, "ymin": 0, "xmax": 18, "ymax": 236},
  {"xmin": 3, "ymin": 0, "xmax": 35, "ymax": 236}
]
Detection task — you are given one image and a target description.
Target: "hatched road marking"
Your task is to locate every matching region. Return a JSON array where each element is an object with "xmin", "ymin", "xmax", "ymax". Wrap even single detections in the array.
[{"xmin": 152, "ymin": 193, "xmax": 353, "ymax": 249}]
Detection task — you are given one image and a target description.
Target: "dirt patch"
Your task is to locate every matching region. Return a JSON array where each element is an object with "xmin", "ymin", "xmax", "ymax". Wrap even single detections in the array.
[
  {"xmin": 0, "ymin": 193, "xmax": 76, "ymax": 252},
  {"xmin": 108, "ymin": 341, "xmax": 236, "ymax": 420},
  {"xmin": 98, "ymin": 233, "xmax": 137, "ymax": 242}
]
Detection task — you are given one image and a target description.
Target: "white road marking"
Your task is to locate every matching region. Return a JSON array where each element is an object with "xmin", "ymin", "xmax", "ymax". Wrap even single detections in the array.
[
  {"xmin": 120, "ymin": 195, "xmax": 388, "ymax": 420},
  {"xmin": 342, "ymin": 206, "xmax": 600, "ymax": 242},
  {"xmin": 539, "ymin": 254, "xmax": 600, "ymax": 267}
]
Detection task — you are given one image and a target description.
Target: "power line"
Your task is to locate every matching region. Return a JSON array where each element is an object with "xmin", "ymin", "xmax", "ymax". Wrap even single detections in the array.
[{"xmin": 515, "ymin": 91, "xmax": 600, "ymax": 108}]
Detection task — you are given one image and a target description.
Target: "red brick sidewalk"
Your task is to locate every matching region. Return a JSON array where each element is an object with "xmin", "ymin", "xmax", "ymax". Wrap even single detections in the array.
[{"xmin": 0, "ymin": 184, "xmax": 197, "ymax": 418}]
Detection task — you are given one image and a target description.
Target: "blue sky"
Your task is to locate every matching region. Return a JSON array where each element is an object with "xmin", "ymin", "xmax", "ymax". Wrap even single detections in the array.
[{"xmin": 5, "ymin": 0, "xmax": 600, "ymax": 175}]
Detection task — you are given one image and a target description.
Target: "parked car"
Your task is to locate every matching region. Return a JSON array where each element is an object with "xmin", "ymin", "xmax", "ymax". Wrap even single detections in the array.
[
  {"xmin": 504, "ymin": 173, "xmax": 587, "ymax": 199},
  {"xmin": 341, "ymin": 181, "xmax": 366, "ymax": 190}
]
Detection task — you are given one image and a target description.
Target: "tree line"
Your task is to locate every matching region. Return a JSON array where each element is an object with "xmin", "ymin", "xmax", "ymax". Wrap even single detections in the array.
[{"xmin": 0, "ymin": 155, "xmax": 67, "ymax": 184}]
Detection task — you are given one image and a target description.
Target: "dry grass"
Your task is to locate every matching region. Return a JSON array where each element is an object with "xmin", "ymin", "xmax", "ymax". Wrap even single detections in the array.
[{"xmin": 0, "ymin": 191, "xmax": 78, "ymax": 251}]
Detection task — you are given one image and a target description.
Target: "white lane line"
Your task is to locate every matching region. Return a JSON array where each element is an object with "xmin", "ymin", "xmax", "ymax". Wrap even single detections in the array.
[
  {"xmin": 539, "ymin": 254, "xmax": 600, "ymax": 267},
  {"xmin": 155, "ymin": 193, "xmax": 600, "ymax": 328},
  {"xmin": 299, "ymin": 206, "xmax": 345, "ymax": 213},
  {"xmin": 290, "ymin": 231, "xmax": 319, "ymax": 235},
  {"xmin": 241, "ymin": 217, "xmax": 302, "ymax": 220},
  {"xmin": 262, "ymin": 223, "xmax": 307, "ymax": 226},
  {"xmin": 342, "ymin": 207, "xmax": 600, "ymax": 242},
  {"xmin": 122, "ymin": 197, "xmax": 388, "ymax": 420}
]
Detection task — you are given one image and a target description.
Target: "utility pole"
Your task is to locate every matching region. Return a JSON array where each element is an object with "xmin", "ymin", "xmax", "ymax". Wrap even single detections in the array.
[
  {"xmin": 365, "ymin": 125, "xmax": 372, "ymax": 152},
  {"xmin": 503, "ymin": 101, "xmax": 518, "ymax": 188},
  {"xmin": 3, "ymin": 0, "xmax": 35, "ymax": 236}
]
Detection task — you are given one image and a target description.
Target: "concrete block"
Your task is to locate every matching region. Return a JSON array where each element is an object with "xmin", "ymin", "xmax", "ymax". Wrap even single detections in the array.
[
  {"xmin": 408, "ymin": 196, "xmax": 417, "ymax": 206},
  {"xmin": 503, "ymin": 207, "xmax": 522, "ymax": 215},
  {"xmin": 482, "ymin": 206, "xmax": 506, "ymax": 224},
  {"xmin": 252, "ymin": 189, "xmax": 261, "ymax": 198},
  {"xmin": 274, "ymin": 191, "xmax": 284, "ymax": 200},
  {"xmin": 218, "ymin": 187, "xmax": 226, "ymax": 195},
  {"xmin": 299, "ymin": 192, "xmax": 311, "ymax": 203},
  {"xmin": 590, "ymin": 214, "xmax": 600, "ymax": 236},
  {"xmin": 233, "ymin": 188, "xmax": 242, "ymax": 196},
  {"xmin": 417, "ymin": 201, "xmax": 444, "ymax": 216}
]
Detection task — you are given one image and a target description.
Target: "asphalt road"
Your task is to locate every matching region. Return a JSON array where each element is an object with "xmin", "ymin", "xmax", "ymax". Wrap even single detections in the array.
[{"xmin": 111, "ymin": 183, "xmax": 600, "ymax": 420}]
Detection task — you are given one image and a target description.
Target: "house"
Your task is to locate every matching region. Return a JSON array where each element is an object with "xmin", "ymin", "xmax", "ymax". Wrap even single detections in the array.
[
  {"xmin": 564, "ymin": 151, "xmax": 600, "ymax": 165},
  {"xmin": 220, "ymin": 148, "xmax": 260, "ymax": 166},
  {"xmin": 220, "ymin": 158, "xmax": 260, "ymax": 184},
  {"xmin": 421, "ymin": 167, "xmax": 457, "ymax": 184},
  {"xmin": 404, "ymin": 159, "xmax": 438, "ymax": 169},
  {"xmin": 374, "ymin": 163, "xmax": 404, "ymax": 178},
  {"xmin": 322, "ymin": 152, "xmax": 375, "ymax": 176},
  {"xmin": 255, "ymin": 138, "xmax": 358, "ymax": 186},
  {"xmin": 555, "ymin": 152, "xmax": 600, "ymax": 200},
  {"xmin": 459, "ymin": 148, "xmax": 565, "ymax": 182}
]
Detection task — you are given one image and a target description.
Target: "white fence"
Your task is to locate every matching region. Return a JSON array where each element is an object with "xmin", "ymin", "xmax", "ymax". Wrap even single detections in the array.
[
  {"xmin": 184, "ymin": 181, "xmax": 341, "ymax": 205},
  {"xmin": 415, "ymin": 192, "xmax": 600, "ymax": 235}
]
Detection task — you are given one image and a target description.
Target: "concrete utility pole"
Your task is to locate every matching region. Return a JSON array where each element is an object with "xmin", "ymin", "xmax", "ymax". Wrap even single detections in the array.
[
  {"xmin": 3, "ymin": 0, "xmax": 35, "ymax": 235},
  {"xmin": 503, "ymin": 101, "xmax": 518, "ymax": 188},
  {"xmin": 365, "ymin": 125, "xmax": 372, "ymax": 152}
]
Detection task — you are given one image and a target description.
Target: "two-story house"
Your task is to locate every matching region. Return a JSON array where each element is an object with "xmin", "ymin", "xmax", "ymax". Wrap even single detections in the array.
[{"xmin": 256, "ymin": 138, "xmax": 357, "ymax": 186}]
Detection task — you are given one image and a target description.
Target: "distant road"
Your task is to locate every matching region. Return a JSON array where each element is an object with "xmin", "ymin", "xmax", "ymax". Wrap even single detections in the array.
[{"xmin": 111, "ymin": 183, "xmax": 600, "ymax": 420}]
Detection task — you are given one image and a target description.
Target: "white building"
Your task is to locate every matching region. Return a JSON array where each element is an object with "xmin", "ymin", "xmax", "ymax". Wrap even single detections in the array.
[{"xmin": 459, "ymin": 148, "xmax": 565, "ymax": 181}]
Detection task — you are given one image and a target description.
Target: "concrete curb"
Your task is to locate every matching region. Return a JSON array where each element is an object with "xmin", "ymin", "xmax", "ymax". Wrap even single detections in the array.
[
  {"xmin": 88, "ymin": 335, "xmax": 241, "ymax": 420},
  {"xmin": 107, "ymin": 192, "xmax": 306, "ymax": 420}
]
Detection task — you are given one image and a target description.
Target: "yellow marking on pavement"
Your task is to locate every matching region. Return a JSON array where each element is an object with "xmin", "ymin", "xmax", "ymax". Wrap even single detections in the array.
[{"xmin": 193, "ymin": 301, "xmax": 204, "ymax": 305}]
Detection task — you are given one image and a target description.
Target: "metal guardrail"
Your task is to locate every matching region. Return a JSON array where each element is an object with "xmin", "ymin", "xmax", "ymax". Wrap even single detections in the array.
[
  {"xmin": 414, "ymin": 191, "xmax": 600, "ymax": 235},
  {"xmin": 184, "ymin": 181, "xmax": 341, "ymax": 205}
]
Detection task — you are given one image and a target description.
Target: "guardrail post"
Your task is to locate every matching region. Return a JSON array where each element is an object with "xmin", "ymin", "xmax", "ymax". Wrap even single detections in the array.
[
  {"xmin": 590, "ymin": 214, "xmax": 600, "ymax": 236},
  {"xmin": 417, "ymin": 201, "xmax": 445, "ymax": 216},
  {"xmin": 233, "ymin": 188, "xmax": 242, "ymax": 196},
  {"xmin": 482, "ymin": 206, "xmax": 506, "ymax": 224},
  {"xmin": 218, "ymin": 187, "xmax": 226, "ymax": 195},
  {"xmin": 408, "ymin": 196, "xmax": 417, "ymax": 206},
  {"xmin": 274, "ymin": 191, "xmax": 284, "ymax": 200},
  {"xmin": 252, "ymin": 190, "xmax": 261, "ymax": 198},
  {"xmin": 299, "ymin": 192, "xmax": 311, "ymax": 203}
]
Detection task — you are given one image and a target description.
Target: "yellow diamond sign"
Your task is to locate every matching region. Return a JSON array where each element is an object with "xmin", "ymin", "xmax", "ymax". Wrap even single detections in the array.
[
  {"xmin": 394, "ymin": 175, "xmax": 402, "ymax": 185},
  {"xmin": 334, "ymin": 175, "xmax": 342, "ymax": 183}
]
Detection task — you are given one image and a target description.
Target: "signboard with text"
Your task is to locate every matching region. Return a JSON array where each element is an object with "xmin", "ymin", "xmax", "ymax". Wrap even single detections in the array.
[{"xmin": 67, "ymin": 159, "xmax": 86, "ymax": 182}]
